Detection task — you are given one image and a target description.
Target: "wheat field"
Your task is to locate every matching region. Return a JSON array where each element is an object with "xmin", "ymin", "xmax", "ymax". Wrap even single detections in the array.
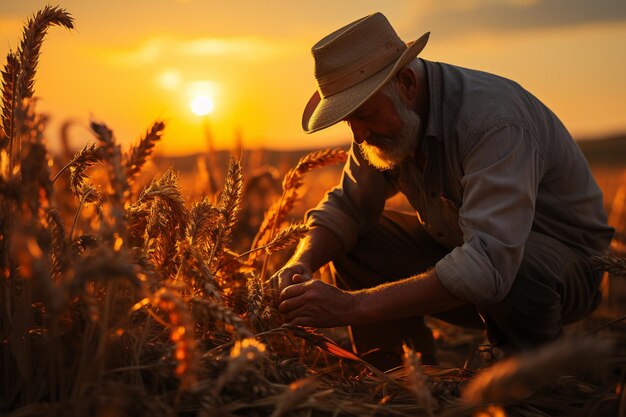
[{"xmin": 1, "ymin": 6, "xmax": 625, "ymax": 417}]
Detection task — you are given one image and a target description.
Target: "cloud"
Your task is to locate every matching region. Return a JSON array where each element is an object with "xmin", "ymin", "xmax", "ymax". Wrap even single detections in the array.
[
  {"xmin": 180, "ymin": 37, "xmax": 288, "ymax": 58},
  {"xmin": 417, "ymin": 0, "xmax": 626, "ymax": 37},
  {"xmin": 108, "ymin": 36, "xmax": 292, "ymax": 66}
]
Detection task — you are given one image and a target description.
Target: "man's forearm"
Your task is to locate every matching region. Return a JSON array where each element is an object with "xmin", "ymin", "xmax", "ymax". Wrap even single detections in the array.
[
  {"xmin": 288, "ymin": 225, "xmax": 347, "ymax": 272},
  {"xmin": 351, "ymin": 268, "xmax": 464, "ymax": 324}
]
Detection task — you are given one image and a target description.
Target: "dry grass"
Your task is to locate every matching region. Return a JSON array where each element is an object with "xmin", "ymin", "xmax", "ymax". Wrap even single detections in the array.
[{"xmin": 1, "ymin": 6, "xmax": 625, "ymax": 417}]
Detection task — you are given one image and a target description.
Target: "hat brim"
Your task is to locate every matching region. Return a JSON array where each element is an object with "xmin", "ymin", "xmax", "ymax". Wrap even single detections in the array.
[{"xmin": 302, "ymin": 32, "xmax": 430, "ymax": 134}]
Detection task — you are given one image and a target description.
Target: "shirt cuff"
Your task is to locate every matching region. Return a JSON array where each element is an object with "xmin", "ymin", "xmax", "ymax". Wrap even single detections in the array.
[{"xmin": 435, "ymin": 243, "xmax": 507, "ymax": 305}]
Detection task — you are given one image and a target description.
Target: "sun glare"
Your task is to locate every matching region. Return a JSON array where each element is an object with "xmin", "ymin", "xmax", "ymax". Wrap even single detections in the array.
[{"xmin": 191, "ymin": 95, "xmax": 215, "ymax": 116}]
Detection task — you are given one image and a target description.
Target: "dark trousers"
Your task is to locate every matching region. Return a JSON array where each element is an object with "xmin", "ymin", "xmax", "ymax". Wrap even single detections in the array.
[{"xmin": 331, "ymin": 210, "xmax": 603, "ymax": 367}]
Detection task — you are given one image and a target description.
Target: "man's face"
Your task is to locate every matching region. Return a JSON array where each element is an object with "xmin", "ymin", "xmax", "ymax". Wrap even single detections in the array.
[{"xmin": 344, "ymin": 87, "xmax": 421, "ymax": 171}]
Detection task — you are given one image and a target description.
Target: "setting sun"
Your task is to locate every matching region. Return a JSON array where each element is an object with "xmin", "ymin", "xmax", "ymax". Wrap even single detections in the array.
[{"xmin": 190, "ymin": 95, "xmax": 215, "ymax": 116}]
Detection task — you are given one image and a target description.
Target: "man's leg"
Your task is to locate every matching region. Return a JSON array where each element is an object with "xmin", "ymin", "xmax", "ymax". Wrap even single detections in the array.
[
  {"xmin": 481, "ymin": 231, "xmax": 603, "ymax": 353},
  {"xmin": 330, "ymin": 210, "xmax": 469, "ymax": 368}
]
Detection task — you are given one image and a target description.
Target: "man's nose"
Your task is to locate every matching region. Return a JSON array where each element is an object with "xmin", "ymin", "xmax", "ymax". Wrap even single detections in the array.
[{"xmin": 349, "ymin": 121, "xmax": 371, "ymax": 144}]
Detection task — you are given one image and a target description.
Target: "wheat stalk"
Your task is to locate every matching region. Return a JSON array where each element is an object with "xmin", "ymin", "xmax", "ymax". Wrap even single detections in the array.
[
  {"xmin": 252, "ymin": 148, "xmax": 347, "ymax": 250},
  {"xmin": 213, "ymin": 337, "xmax": 266, "ymax": 395},
  {"xmin": 591, "ymin": 254, "xmax": 626, "ymax": 277},
  {"xmin": 15, "ymin": 5, "xmax": 74, "ymax": 102},
  {"xmin": 12, "ymin": 6, "xmax": 73, "ymax": 173},
  {"xmin": 186, "ymin": 197, "xmax": 221, "ymax": 250},
  {"xmin": 219, "ymin": 154, "xmax": 243, "ymax": 234},
  {"xmin": 135, "ymin": 171, "xmax": 187, "ymax": 277},
  {"xmin": 207, "ymin": 154, "xmax": 243, "ymax": 270},
  {"xmin": 269, "ymin": 376, "xmax": 319, "ymax": 417},
  {"xmin": 175, "ymin": 240, "xmax": 222, "ymax": 299},
  {"xmin": 71, "ymin": 234, "xmax": 99, "ymax": 256},
  {"xmin": 246, "ymin": 272, "xmax": 272, "ymax": 333},
  {"xmin": 125, "ymin": 120, "xmax": 165, "ymax": 184},
  {"xmin": 137, "ymin": 168, "xmax": 188, "ymax": 222},
  {"xmin": 243, "ymin": 223, "xmax": 310, "ymax": 262},
  {"xmin": 91, "ymin": 121, "xmax": 129, "ymax": 206},
  {"xmin": 19, "ymin": 138, "xmax": 52, "ymax": 214},
  {"xmin": 461, "ymin": 337, "xmax": 613, "ymax": 405},
  {"xmin": 150, "ymin": 286, "xmax": 200, "ymax": 391},
  {"xmin": 283, "ymin": 148, "xmax": 348, "ymax": 190},
  {"xmin": 52, "ymin": 142, "xmax": 102, "ymax": 195},
  {"xmin": 261, "ymin": 223, "xmax": 309, "ymax": 255},
  {"xmin": 402, "ymin": 343, "xmax": 435, "ymax": 416},
  {"xmin": 191, "ymin": 297, "xmax": 252, "ymax": 339},
  {"xmin": 45, "ymin": 207, "xmax": 67, "ymax": 280},
  {"xmin": 126, "ymin": 204, "xmax": 150, "ymax": 246},
  {"xmin": 254, "ymin": 149, "xmax": 346, "ymax": 282},
  {"xmin": 142, "ymin": 201, "xmax": 172, "ymax": 277},
  {"xmin": 69, "ymin": 183, "xmax": 102, "ymax": 241}
]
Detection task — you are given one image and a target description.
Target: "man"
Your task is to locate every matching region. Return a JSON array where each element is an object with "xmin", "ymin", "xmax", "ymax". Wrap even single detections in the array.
[{"xmin": 271, "ymin": 12, "xmax": 614, "ymax": 369}]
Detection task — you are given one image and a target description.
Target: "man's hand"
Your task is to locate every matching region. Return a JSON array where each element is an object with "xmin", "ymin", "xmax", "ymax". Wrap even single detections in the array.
[
  {"xmin": 268, "ymin": 263, "xmax": 312, "ymax": 305},
  {"xmin": 278, "ymin": 278, "xmax": 357, "ymax": 327}
]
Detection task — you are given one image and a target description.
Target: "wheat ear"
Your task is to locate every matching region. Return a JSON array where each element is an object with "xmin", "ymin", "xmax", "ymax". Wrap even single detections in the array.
[
  {"xmin": 246, "ymin": 272, "xmax": 272, "ymax": 333},
  {"xmin": 252, "ymin": 148, "xmax": 347, "ymax": 250},
  {"xmin": 46, "ymin": 207, "xmax": 67, "ymax": 280},
  {"xmin": 243, "ymin": 223, "xmax": 310, "ymax": 262},
  {"xmin": 15, "ymin": 5, "xmax": 74, "ymax": 101},
  {"xmin": 52, "ymin": 142, "xmax": 102, "ymax": 194},
  {"xmin": 90, "ymin": 120, "xmax": 129, "ymax": 232},
  {"xmin": 125, "ymin": 120, "xmax": 165, "ymax": 184},
  {"xmin": 256, "ymin": 148, "xmax": 347, "ymax": 281},
  {"xmin": 13, "ymin": 6, "xmax": 73, "ymax": 172},
  {"xmin": 137, "ymin": 168, "xmax": 188, "ymax": 222},
  {"xmin": 1, "ymin": 52, "xmax": 20, "ymax": 160},
  {"xmin": 191, "ymin": 297, "xmax": 253, "ymax": 339},
  {"xmin": 220, "ymin": 154, "xmax": 243, "ymax": 232},
  {"xmin": 186, "ymin": 197, "xmax": 221, "ymax": 249},
  {"xmin": 207, "ymin": 154, "xmax": 243, "ymax": 269}
]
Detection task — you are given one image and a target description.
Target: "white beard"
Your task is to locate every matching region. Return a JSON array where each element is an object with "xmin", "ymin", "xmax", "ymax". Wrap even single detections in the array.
[{"xmin": 358, "ymin": 91, "xmax": 422, "ymax": 171}]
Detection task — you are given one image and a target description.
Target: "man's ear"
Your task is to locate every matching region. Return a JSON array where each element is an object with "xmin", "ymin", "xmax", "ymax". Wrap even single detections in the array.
[{"xmin": 395, "ymin": 66, "xmax": 418, "ymax": 102}]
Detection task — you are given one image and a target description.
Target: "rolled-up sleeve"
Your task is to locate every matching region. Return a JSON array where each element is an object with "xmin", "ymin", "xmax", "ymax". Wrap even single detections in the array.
[
  {"xmin": 436, "ymin": 123, "xmax": 542, "ymax": 305},
  {"xmin": 305, "ymin": 143, "xmax": 396, "ymax": 251}
]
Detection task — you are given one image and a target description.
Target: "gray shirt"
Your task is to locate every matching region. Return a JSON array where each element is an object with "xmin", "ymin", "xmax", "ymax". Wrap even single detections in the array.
[{"xmin": 306, "ymin": 59, "xmax": 614, "ymax": 305}]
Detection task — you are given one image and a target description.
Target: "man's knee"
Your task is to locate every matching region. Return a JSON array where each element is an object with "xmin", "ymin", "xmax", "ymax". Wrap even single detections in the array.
[
  {"xmin": 482, "ymin": 231, "xmax": 600, "ymax": 352},
  {"xmin": 483, "ymin": 266, "xmax": 563, "ymax": 351}
]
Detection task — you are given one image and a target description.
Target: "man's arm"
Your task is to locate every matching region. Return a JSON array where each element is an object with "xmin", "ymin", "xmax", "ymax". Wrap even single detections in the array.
[
  {"xmin": 278, "ymin": 265, "xmax": 464, "ymax": 328},
  {"xmin": 274, "ymin": 227, "xmax": 463, "ymax": 328}
]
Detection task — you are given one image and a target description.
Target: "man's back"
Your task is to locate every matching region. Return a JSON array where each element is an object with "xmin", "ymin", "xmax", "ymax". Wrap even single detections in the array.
[{"xmin": 429, "ymin": 60, "xmax": 614, "ymax": 255}]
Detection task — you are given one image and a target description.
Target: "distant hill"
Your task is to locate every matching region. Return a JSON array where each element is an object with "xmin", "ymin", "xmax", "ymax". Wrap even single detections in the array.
[
  {"xmin": 577, "ymin": 133, "xmax": 626, "ymax": 167},
  {"xmin": 152, "ymin": 148, "xmax": 341, "ymax": 174},
  {"xmin": 152, "ymin": 133, "xmax": 626, "ymax": 173}
]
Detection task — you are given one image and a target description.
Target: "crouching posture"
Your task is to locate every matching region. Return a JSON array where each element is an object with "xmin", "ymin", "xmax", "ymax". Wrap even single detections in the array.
[{"xmin": 271, "ymin": 12, "xmax": 614, "ymax": 369}]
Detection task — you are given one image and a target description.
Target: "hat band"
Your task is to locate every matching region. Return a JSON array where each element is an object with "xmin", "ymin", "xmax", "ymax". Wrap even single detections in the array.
[{"xmin": 317, "ymin": 42, "xmax": 406, "ymax": 98}]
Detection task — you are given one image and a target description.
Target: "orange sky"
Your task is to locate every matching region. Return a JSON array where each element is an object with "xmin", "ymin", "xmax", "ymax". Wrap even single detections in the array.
[{"xmin": 1, "ymin": 0, "xmax": 626, "ymax": 155}]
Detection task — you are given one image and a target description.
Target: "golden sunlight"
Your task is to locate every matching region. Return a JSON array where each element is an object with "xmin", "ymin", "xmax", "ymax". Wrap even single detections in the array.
[{"xmin": 190, "ymin": 95, "xmax": 215, "ymax": 116}]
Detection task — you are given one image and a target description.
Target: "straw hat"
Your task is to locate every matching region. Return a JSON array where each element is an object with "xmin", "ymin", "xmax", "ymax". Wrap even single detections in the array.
[{"xmin": 302, "ymin": 12, "xmax": 430, "ymax": 134}]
